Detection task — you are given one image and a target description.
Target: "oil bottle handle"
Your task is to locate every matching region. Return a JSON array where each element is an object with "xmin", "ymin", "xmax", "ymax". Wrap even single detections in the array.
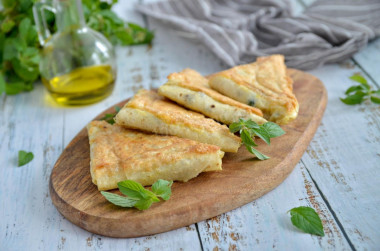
[{"xmin": 33, "ymin": 3, "xmax": 56, "ymax": 46}]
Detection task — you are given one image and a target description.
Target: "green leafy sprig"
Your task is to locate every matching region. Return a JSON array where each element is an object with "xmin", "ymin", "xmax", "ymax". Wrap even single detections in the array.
[
  {"xmin": 229, "ymin": 119, "xmax": 285, "ymax": 160},
  {"xmin": 18, "ymin": 150, "xmax": 34, "ymax": 166},
  {"xmin": 289, "ymin": 206, "xmax": 325, "ymax": 236},
  {"xmin": 340, "ymin": 74, "xmax": 380, "ymax": 105},
  {"xmin": 99, "ymin": 106, "xmax": 120, "ymax": 124},
  {"xmin": 82, "ymin": 0, "xmax": 154, "ymax": 46},
  {"xmin": 101, "ymin": 179, "xmax": 173, "ymax": 210}
]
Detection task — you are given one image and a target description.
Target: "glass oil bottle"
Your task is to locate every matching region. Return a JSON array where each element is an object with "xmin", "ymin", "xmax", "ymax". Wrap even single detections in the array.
[{"xmin": 34, "ymin": 0, "xmax": 116, "ymax": 105}]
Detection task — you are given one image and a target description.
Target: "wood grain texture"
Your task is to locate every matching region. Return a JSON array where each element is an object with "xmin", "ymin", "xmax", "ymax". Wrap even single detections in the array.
[
  {"xmin": 197, "ymin": 162, "xmax": 351, "ymax": 250},
  {"xmin": 49, "ymin": 69, "xmax": 327, "ymax": 238},
  {"xmin": 302, "ymin": 64, "xmax": 380, "ymax": 250}
]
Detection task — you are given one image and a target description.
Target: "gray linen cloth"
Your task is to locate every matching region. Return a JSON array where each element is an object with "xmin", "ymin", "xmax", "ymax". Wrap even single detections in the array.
[{"xmin": 136, "ymin": 0, "xmax": 380, "ymax": 70}]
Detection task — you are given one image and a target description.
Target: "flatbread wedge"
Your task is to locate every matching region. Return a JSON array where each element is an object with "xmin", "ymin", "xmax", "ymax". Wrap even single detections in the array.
[
  {"xmin": 158, "ymin": 68, "xmax": 267, "ymax": 125},
  {"xmin": 114, "ymin": 89, "xmax": 241, "ymax": 152},
  {"xmin": 208, "ymin": 55, "xmax": 299, "ymax": 124},
  {"xmin": 88, "ymin": 121, "xmax": 224, "ymax": 191}
]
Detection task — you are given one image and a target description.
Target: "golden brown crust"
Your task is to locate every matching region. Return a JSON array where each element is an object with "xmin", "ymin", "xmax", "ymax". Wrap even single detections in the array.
[
  {"xmin": 208, "ymin": 55, "xmax": 299, "ymax": 124},
  {"xmin": 87, "ymin": 121, "xmax": 224, "ymax": 190},
  {"xmin": 124, "ymin": 89, "xmax": 238, "ymax": 137},
  {"xmin": 167, "ymin": 69, "xmax": 263, "ymax": 116}
]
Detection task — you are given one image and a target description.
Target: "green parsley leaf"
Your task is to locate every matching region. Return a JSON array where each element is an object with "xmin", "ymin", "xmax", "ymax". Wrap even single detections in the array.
[
  {"xmin": 229, "ymin": 119, "xmax": 285, "ymax": 160},
  {"xmin": 100, "ymin": 191, "xmax": 138, "ymax": 207},
  {"xmin": 289, "ymin": 206, "xmax": 325, "ymax": 237},
  {"xmin": 152, "ymin": 179, "xmax": 173, "ymax": 201},
  {"xmin": 18, "ymin": 150, "xmax": 34, "ymax": 166}
]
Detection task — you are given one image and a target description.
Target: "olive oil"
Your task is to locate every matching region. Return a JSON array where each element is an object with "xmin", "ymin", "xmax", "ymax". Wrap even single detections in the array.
[{"xmin": 42, "ymin": 65, "xmax": 115, "ymax": 106}]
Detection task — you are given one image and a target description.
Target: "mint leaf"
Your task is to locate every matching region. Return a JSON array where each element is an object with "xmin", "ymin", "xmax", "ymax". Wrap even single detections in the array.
[
  {"xmin": 1, "ymin": 18, "xmax": 15, "ymax": 33},
  {"xmin": 262, "ymin": 122, "xmax": 285, "ymax": 138},
  {"xmin": 6, "ymin": 82, "xmax": 29, "ymax": 95},
  {"xmin": 117, "ymin": 180, "xmax": 147, "ymax": 200},
  {"xmin": 18, "ymin": 150, "xmax": 34, "ymax": 166},
  {"xmin": 230, "ymin": 119, "xmax": 284, "ymax": 160},
  {"xmin": 345, "ymin": 85, "xmax": 363, "ymax": 95},
  {"xmin": 152, "ymin": 180, "xmax": 173, "ymax": 201},
  {"xmin": 349, "ymin": 75, "xmax": 370, "ymax": 90},
  {"xmin": 340, "ymin": 92, "xmax": 366, "ymax": 105},
  {"xmin": 289, "ymin": 206, "xmax": 324, "ymax": 236},
  {"xmin": 245, "ymin": 145, "xmax": 269, "ymax": 160},
  {"xmin": 98, "ymin": 10, "xmax": 124, "ymax": 26},
  {"xmin": 251, "ymin": 127, "xmax": 271, "ymax": 145},
  {"xmin": 134, "ymin": 198, "xmax": 154, "ymax": 210},
  {"xmin": 342, "ymin": 74, "xmax": 380, "ymax": 106},
  {"xmin": 370, "ymin": 96, "xmax": 380, "ymax": 104},
  {"xmin": 118, "ymin": 180, "xmax": 159, "ymax": 202},
  {"xmin": 372, "ymin": 90, "xmax": 380, "ymax": 95},
  {"xmin": 0, "ymin": 73, "xmax": 6, "ymax": 95},
  {"xmin": 103, "ymin": 179, "xmax": 172, "ymax": 210},
  {"xmin": 241, "ymin": 129, "xmax": 257, "ymax": 146},
  {"xmin": 229, "ymin": 121, "xmax": 242, "ymax": 133},
  {"xmin": 19, "ymin": 18, "xmax": 33, "ymax": 44},
  {"xmin": 100, "ymin": 106, "xmax": 120, "ymax": 124},
  {"xmin": 243, "ymin": 119, "xmax": 260, "ymax": 129},
  {"xmin": 101, "ymin": 191, "xmax": 138, "ymax": 207}
]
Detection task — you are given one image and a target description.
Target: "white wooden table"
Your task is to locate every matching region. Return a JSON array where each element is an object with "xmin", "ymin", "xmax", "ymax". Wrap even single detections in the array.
[{"xmin": 1, "ymin": 1, "xmax": 379, "ymax": 250}]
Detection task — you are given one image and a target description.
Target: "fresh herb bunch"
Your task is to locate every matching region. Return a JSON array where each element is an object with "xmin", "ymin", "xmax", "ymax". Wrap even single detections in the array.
[
  {"xmin": 229, "ymin": 118, "xmax": 285, "ymax": 160},
  {"xmin": 289, "ymin": 206, "xmax": 325, "ymax": 236},
  {"xmin": 101, "ymin": 179, "xmax": 173, "ymax": 210},
  {"xmin": 340, "ymin": 74, "xmax": 380, "ymax": 105},
  {"xmin": 82, "ymin": 0, "xmax": 154, "ymax": 46},
  {"xmin": 0, "ymin": 0, "xmax": 154, "ymax": 95}
]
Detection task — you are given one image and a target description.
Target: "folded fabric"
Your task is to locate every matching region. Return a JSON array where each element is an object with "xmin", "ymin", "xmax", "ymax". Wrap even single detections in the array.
[{"xmin": 136, "ymin": 0, "xmax": 380, "ymax": 70}]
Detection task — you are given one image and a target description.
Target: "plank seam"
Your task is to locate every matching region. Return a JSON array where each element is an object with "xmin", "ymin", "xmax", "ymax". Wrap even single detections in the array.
[
  {"xmin": 351, "ymin": 58, "xmax": 380, "ymax": 88},
  {"xmin": 195, "ymin": 223, "xmax": 205, "ymax": 251},
  {"xmin": 301, "ymin": 159, "xmax": 357, "ymax": 251}
]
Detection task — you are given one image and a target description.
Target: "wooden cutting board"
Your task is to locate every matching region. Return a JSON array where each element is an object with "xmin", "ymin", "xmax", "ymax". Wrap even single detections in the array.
[{"xmin": 50, "ymin": 69, "xmax": 327, "ymax": 238}]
